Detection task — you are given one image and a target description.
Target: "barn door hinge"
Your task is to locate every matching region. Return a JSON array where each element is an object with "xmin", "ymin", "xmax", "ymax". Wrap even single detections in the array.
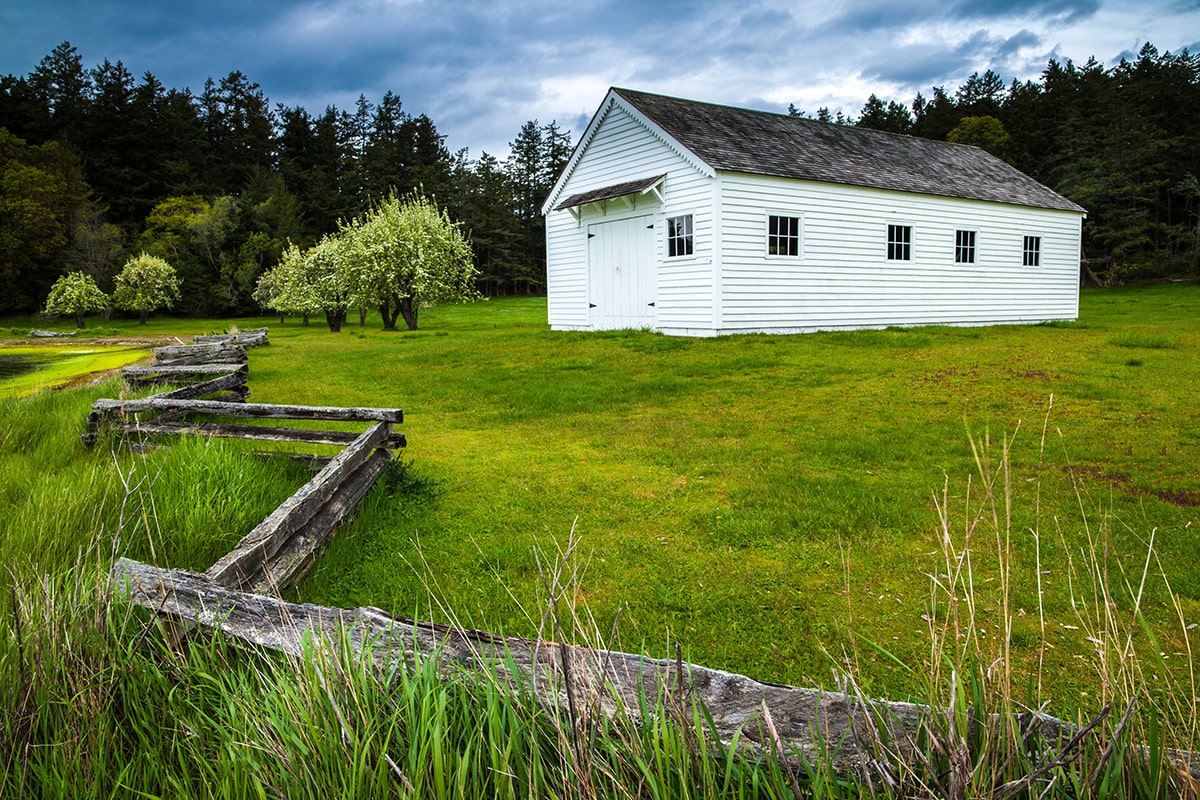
[
  {"xmin": 587, "ymin": 233, "xmax": 596, "ymax": 238},
  {"xmin": 646, "ymin": 224, "xmax": 654, "ymax": 229},
  {"xmin": 589, "ymin": 303, "xmax": 597, "ymax": 308},
  {"xmin": 648, "ymin": 302, "xmax": 656, "ymax": 307}
]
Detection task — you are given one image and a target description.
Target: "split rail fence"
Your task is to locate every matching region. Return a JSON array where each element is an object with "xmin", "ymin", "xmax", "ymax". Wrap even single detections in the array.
[
  {"xmin": 94, "ymin": 329, "xmax": 1199, "ymax": 783},
  {"xmin": 87, "ymin": 328, "xmax": 404, "ymax": 592}
]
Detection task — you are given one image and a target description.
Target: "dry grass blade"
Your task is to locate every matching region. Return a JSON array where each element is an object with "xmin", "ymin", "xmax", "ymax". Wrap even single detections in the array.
[{"xmin": 993, "ymin": 703, "xmax": 1112, "ymax": 800}]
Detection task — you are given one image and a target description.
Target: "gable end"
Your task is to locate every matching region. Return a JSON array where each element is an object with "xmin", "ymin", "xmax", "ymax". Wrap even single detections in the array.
[{"xmin": 542, "ymin": 91, "xmax": 714, "ymax": 215}]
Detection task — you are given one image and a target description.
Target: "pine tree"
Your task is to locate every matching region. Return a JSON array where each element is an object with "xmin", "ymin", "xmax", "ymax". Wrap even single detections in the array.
[
  {"xmin": 361, "ymin": 91, "xmax": 407, "ymax": 201},
  {"xmin": 200, "ymin": 71, "xmax": 274, "ymax": 194},
  {"xmin": 29, "ymin": 42, "xmax": 90, "ymax": 146}
]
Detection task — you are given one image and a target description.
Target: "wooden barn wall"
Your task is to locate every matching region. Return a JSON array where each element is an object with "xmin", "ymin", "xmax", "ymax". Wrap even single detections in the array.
[
  {"xmin": 696, "ymin": 172, "xmax": 1082, "ymax": 335},
  {"xmin": 545, "ymin": 103, "xmax": 713, "ymax": 331}
]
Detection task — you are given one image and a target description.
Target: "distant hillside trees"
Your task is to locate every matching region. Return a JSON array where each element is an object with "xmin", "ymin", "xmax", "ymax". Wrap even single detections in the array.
[
  {"xmin": 0, "ymin": 127, "xmax": 93, "ymax": 312},
  {"xmin": 2, "ymin": 41, "xmax": 1196, "ymax": 318},
  {"xmin": 0, "ymin": 41, "xmax": 573, "ymax": 317},
  {"xmin": 846, "ymin": 47, "xmax": 1200, "ymax": 282}
]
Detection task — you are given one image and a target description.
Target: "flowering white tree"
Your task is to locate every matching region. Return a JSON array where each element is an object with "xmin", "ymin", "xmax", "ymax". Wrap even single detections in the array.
[
  {"xmin": 257, "ymin": 193, "xmax": 480, "ymax": 332},
  {"xmin": 111, "ymin": 253, "xmax": 181, "ymax": 324},
  {"xmin": 43, "ymin": 271, "xmax": 109, "ymax": 328},
  {"xmin": 259, "ymin": 237, "xmax": 352, "ymax": 332},
  {"xmin": 341, "ymin": 192, "xmax": 479, "ymax": 331}
]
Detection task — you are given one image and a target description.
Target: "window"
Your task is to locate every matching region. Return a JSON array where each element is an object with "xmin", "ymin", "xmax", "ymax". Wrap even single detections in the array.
[
  {"xmin": 887, "ymin": 224, "xmax": 911, "ymax": 261},
  {"xmin": 767, "ymin": 214, "xmax": 800, "ymax": 257},
  {"xmin": 1023, "ymin": 235, "xmax": 1041, "ymax": 267},
  {"xmin": 667, "ymin": 214, "xmax": 693, "ymax": 258},
  {"xmin": 955, "ymin": 230, "xmax": 976, "ymax": 264}
]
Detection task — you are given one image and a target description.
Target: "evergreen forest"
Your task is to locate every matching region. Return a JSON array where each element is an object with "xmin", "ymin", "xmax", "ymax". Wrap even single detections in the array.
[{"xmin": 1, "ymin": 41, "xmax": 1197, "ymax": 318}]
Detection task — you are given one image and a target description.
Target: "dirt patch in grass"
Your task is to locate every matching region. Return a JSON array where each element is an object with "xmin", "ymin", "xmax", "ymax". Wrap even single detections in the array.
[
  {"xmin": 1152, "ymin": 487, "xmax": 1200, "ymax": 507},
  {"xmin": 1065, "ymin": 464, "xmax": 1200, "ymax": 507}
]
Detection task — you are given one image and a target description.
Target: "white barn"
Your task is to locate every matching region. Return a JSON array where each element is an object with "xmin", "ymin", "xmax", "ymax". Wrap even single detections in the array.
[{"xmin": 542, "ymin": 88, "xmax": 1087, "ymax": 336}]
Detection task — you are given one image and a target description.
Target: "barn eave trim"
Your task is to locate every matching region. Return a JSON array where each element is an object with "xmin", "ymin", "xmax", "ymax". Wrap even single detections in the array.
[{"xmin": 553, "ymin": 174, "xmax": 667, "ymax": 213}]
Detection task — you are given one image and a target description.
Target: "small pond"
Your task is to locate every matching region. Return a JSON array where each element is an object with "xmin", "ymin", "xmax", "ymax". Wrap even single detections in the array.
[
  {"xmin": 0, "ymin": 354, "xmax": 40, "ymax": 380},
  {"xmin": 0, "ymin": 345, "xmax": 150, "ymax": 397},
  {"xmin": 0, "ymin": 351, "xmax": 76, "ymax": 379}
]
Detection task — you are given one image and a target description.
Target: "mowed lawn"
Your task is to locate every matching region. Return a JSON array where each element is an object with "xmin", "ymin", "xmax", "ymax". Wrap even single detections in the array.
[
  {"xmin": 5, "ymin": 284, "xmax": 1197, "ymax": 720},
  {"xmin": 234, "ymin": 284, "xmax": 1198, "ymax": 715}
]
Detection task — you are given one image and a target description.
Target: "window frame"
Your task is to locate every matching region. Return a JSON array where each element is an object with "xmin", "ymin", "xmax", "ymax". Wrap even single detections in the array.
[
  {"xmin": 887, "ymin": 223, "xmax": 912, "ymax": 261},
  {"xmin": 765, "ymin": 212, "xmax": 802, "ymax": 258},
  {"xmin": 666, "ymin": 213, "xmax": 694, "ymax": 259},
  {"xmin": 955, "ymin": 229, "xmax": 977, "ymax": 265},
  {"xmin": 1022, "ymin": 235, "xmax": 1041, "ymax": 267}
]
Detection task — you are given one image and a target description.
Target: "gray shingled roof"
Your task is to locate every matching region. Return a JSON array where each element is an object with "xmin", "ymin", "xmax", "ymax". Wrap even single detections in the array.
[
  {"xmin": 555, "ymin": 174, "xmax": 666, "ymax": 211},
  {"xmin": 613, "ymin": 88, "xmax": 1085, "ymax": 214}
]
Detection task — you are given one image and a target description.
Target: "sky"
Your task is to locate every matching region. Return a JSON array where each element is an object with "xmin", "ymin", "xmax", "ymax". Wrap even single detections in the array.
[{"xmin": 1, "ymin": 0, "xmax": 1197, "ymax": 159}]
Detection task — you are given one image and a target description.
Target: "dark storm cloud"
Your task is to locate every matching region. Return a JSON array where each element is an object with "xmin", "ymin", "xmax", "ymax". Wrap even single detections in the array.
[
  {"xmin": 944, "ymin": 0, "xmax": 1100, "ymax": 23},
  {"xmin": 1, "ymin": 0, "xmax": 1196, "ymax": 156},
  {"xmin": 861, "ymin": 28, "xmax": 1045, "ymax": 87},
  {"xmin": 820, "ymin": 0, "xmax": 1099, "ymax": 34}
]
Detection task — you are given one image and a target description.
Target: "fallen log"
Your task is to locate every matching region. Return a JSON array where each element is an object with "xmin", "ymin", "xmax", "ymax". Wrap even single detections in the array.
[
  {"xmin": 91, "ymin": 397, "xmax": 402, "ymax": 423},
  {"xmin": 205, "ymin": 422, "xmax": 395, "ymax": 590}
]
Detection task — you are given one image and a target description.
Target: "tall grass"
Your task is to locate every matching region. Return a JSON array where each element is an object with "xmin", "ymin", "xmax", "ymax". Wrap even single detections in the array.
[
  {"xmin": 3, "ymin": 288, "xmax": 1199, "ymax": 797},
  {"xmin": 823, "ymin": 406, "xmax": 1199, "ymax": 798},
  {"xmin": 0, "ymin": 379, "xmax": 805, "ymax": 798},
  {"xmin": 2, "ymin": 537, "xmax": 804, "ymax": 798},
  {"xmin": 4, "ymin": 420, "xmax": 1194, "ymax": 798}
]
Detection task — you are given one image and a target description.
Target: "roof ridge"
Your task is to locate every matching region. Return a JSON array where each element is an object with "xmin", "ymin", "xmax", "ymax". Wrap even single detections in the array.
[
  {"xmin": 609, "ymin": 87, "xmax": 1085, "ymax": 214},
  {"xmin": 613, "ymin": 86, "xmax": 1000, "ymax": 152}
]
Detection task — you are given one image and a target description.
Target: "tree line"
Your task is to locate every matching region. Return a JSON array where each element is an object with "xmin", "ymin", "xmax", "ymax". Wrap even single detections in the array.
[
  {"xmin": 796, "ymin": 42, "xmax": 1200, "ymax": 283},
  {"xmin": 2, "ymin": 41, "xmax": 1198, "ymax": 321},
  {"xmin": 0, "ymin": 42, "xmax": 569, "ymax": 317}
]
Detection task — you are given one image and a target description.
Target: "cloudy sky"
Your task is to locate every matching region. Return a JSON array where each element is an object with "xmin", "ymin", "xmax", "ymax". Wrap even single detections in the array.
[{"xmin": 2, "ymin": 0, "xmax": 1197, "ymax": 158}]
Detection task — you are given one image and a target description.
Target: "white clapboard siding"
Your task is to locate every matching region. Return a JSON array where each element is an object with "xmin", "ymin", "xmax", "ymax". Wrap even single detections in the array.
[
  {"xmin": 546, "ymin": 102, "xmax": 714, "ymax": 330},
  {"xmin": 711, "ymin": 173, "xmax": 1080, "ymax": 334}
]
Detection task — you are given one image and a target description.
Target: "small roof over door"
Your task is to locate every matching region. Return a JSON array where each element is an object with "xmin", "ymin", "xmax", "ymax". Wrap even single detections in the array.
[{"xmin": 553, "ymin": 173, "xmax": 665, "ymax": 212}]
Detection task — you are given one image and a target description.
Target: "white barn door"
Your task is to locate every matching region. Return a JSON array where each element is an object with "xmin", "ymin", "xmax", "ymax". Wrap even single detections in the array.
[{"xmin": 587, "ymin": 215, "xmax": 657, "ymax": 329}]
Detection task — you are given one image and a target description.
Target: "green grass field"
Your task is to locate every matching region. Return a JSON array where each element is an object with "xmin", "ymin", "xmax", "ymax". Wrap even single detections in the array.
[
  {"xmin": 3, "ymin": 286, "xmax": 1198, "ymax": 797},
  {"xmin": 3, "ymin": 284, "xmax": 1198, "ymax": 725}
]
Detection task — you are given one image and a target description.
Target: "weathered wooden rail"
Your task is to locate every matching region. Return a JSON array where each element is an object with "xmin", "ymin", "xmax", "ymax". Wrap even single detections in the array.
[
  {"xmin": 192, "ymin": 328, "xmax": 269, "ymax": 348},
  {"xmin": 114, "ymin": 557, "xmax": 927, "ymax": 775},
  {"xmin": 110, "ymin": 559, "xmax": 1200, "ymax": 783},
  {"xmin": 87, "ymin": 328, "xmax": 404, "ymax": 450},
  {"xmin": 100, "ymin": 327, "xmax": 1200, "ymax": 786},
  {"xmin": 89, "ymin": 328, "xmax": 406, "ymax": 589},
  {"xmin": 206, "ymin": 420, "xmax": 396, "ymax": 592},
  {"xmin": 88, "ymin": 397, "xmax": 406, "ymax": 445},
  {"xmin": 150, "ymin": 341, "xmax": 248, "ymax": 367}
]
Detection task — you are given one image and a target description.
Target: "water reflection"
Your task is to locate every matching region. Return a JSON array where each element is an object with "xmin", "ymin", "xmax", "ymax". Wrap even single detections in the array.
[
  {"xmin": 0, "ymin": 346, "xmax": 149, "ymax": 396},
  {"xmin": 0, "ymin": 353, "xmax": 52, "ymax": 379}
]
